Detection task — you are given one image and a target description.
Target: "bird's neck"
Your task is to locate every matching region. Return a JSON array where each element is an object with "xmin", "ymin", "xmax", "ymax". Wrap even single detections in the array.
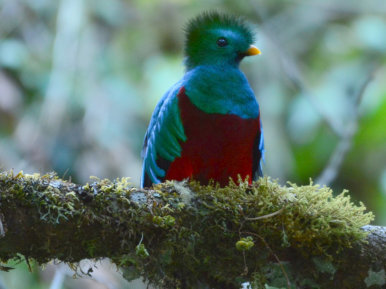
[
  {"xmin": 184, "ymin": 52, "xmax": 242, "ymax": 71},
  {"xmin": 182, "ymin": 65, "xmax": 259, "ymax": 119},
  {"xmin": 185, "ymin": 63, "xmax": 240, "ymax": 77}
]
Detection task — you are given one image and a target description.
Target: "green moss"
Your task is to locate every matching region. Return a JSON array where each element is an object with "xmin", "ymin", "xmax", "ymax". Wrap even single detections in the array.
[
  {"xmin": 0, "ymin": 171, "xmax": 375, "ymax": 289},
  {"xmin": 2, "ymin": 171, "xmax": 80, "ymax": 224},
  {"xmin": 136, "ymin": 244, "xmax": 150, "ymax": 258},
  {"xmin": 135, "ymin": 177, "xmax": 373, "ymax": 288},
  {"xmin": 189, "ymin": 178, "xmax": 373, "ymax": 255},
  {"xmin": 236, "ymin": 236, "xmax": 254, "ymax": 251}
]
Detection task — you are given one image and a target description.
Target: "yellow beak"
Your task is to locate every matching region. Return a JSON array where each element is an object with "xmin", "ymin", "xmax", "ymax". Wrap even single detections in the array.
[{"xmin": 245, "ymin": 45, "xmax": 261, "ymax": 56}]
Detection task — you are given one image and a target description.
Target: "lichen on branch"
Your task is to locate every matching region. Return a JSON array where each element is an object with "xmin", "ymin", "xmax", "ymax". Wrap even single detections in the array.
[{"xmin": 0, "ymin": 171, "xmax": 381, "ymax": 289}]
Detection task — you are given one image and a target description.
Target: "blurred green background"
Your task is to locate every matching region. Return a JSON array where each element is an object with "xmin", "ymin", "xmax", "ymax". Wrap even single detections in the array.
[{"xmin": 0, "ymin": 0, "xmax": 385, "ymax": 288}]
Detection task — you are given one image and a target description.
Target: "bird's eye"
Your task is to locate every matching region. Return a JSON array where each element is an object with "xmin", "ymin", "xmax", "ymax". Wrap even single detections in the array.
[{"xmin": 216, "ymin": 37, "xmax": 228, "ymax": 47}]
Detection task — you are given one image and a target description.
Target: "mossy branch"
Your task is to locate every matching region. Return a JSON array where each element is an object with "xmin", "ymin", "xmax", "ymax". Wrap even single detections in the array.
[{"xmin": 0, "ymin": 171, "xmax": 384, "ymax": 289}]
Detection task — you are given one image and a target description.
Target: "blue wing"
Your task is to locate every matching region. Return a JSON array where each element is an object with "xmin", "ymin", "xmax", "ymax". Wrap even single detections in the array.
[
  {"xmin": 252, "ymin": 116, "xmax": 265, "ymax": 180},
  {"xmin": 141, "ymin": 82, "xmax": 187, "ymax": 188}
]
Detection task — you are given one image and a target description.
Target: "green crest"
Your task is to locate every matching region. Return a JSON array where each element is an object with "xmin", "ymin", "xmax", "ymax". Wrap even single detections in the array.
[{"xmin": 184, "ymin": 11, "xmax": 255, "ymax": 69}]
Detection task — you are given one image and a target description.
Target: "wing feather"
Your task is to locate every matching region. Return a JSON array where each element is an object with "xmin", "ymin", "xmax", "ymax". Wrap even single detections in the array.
[
  {"xmin": 141, "ymin": 83, "xmax": 186, "ymax": 187},
  {"xmin": 252, "ymin": 116, "xmax": 265, "ymax": 180}
]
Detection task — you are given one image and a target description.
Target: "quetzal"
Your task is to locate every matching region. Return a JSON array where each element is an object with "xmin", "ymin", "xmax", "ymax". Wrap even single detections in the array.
[{"xmin": 141, "ymin": 12, "xmax": 264, "ymax": 188}]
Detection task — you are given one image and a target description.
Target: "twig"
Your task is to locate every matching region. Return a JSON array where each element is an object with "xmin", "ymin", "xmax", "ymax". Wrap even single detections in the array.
[
  {"xmin": 244, "ymin": 206, "xmax": 285, "ymax": 221},
  {"xmin": 316, "ymin": 67, "xmax": 377, "ymax": 185},
  {"xmin": 24, "ymin": 256, "xmax": 32, "ymax": 272},
  {"xmin": 249, "ymin": 0, "xmax": 346, "ymax": 137},
  {"xmin": 33, "ymin": 0, "xmax": 85, "ymax": 151},
  {"xmin": 249, "ymin": 1, "xmax": 380, "ymax": 186},
  {"xmin": 243, "ymin": 231, "xmax": 291, "ymax": 289},
  {"xmin": 0, "ymin": 214, "xmax": 5, "ymax": 238}
]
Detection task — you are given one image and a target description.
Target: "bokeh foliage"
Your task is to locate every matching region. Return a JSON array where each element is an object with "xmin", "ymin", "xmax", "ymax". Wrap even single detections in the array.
[{"xmin": 0, "ymin": 0, "xmax": 385, "ymax": 287}]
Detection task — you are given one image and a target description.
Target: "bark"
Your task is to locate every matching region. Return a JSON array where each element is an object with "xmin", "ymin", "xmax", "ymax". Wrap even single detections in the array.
[{"xmin": 0, "ymin": 171, "xmax": 384, "ymax": 289}]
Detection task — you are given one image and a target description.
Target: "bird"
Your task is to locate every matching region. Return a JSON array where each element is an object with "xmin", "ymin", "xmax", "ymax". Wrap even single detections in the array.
[{"xmin": 141, "ymin": 11, "xmax": 264, "ymax": 188}]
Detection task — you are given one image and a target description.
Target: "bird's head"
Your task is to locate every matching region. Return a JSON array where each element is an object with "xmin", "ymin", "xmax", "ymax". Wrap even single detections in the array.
[{"xmin": 184, "ymin": 11, "xmax": 260, "ymax": 70}]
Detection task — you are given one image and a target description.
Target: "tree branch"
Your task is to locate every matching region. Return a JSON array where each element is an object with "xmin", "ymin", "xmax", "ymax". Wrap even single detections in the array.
[{"xmin": 0, "ymin": 171, "xmax": 383, "ymax": 289}]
